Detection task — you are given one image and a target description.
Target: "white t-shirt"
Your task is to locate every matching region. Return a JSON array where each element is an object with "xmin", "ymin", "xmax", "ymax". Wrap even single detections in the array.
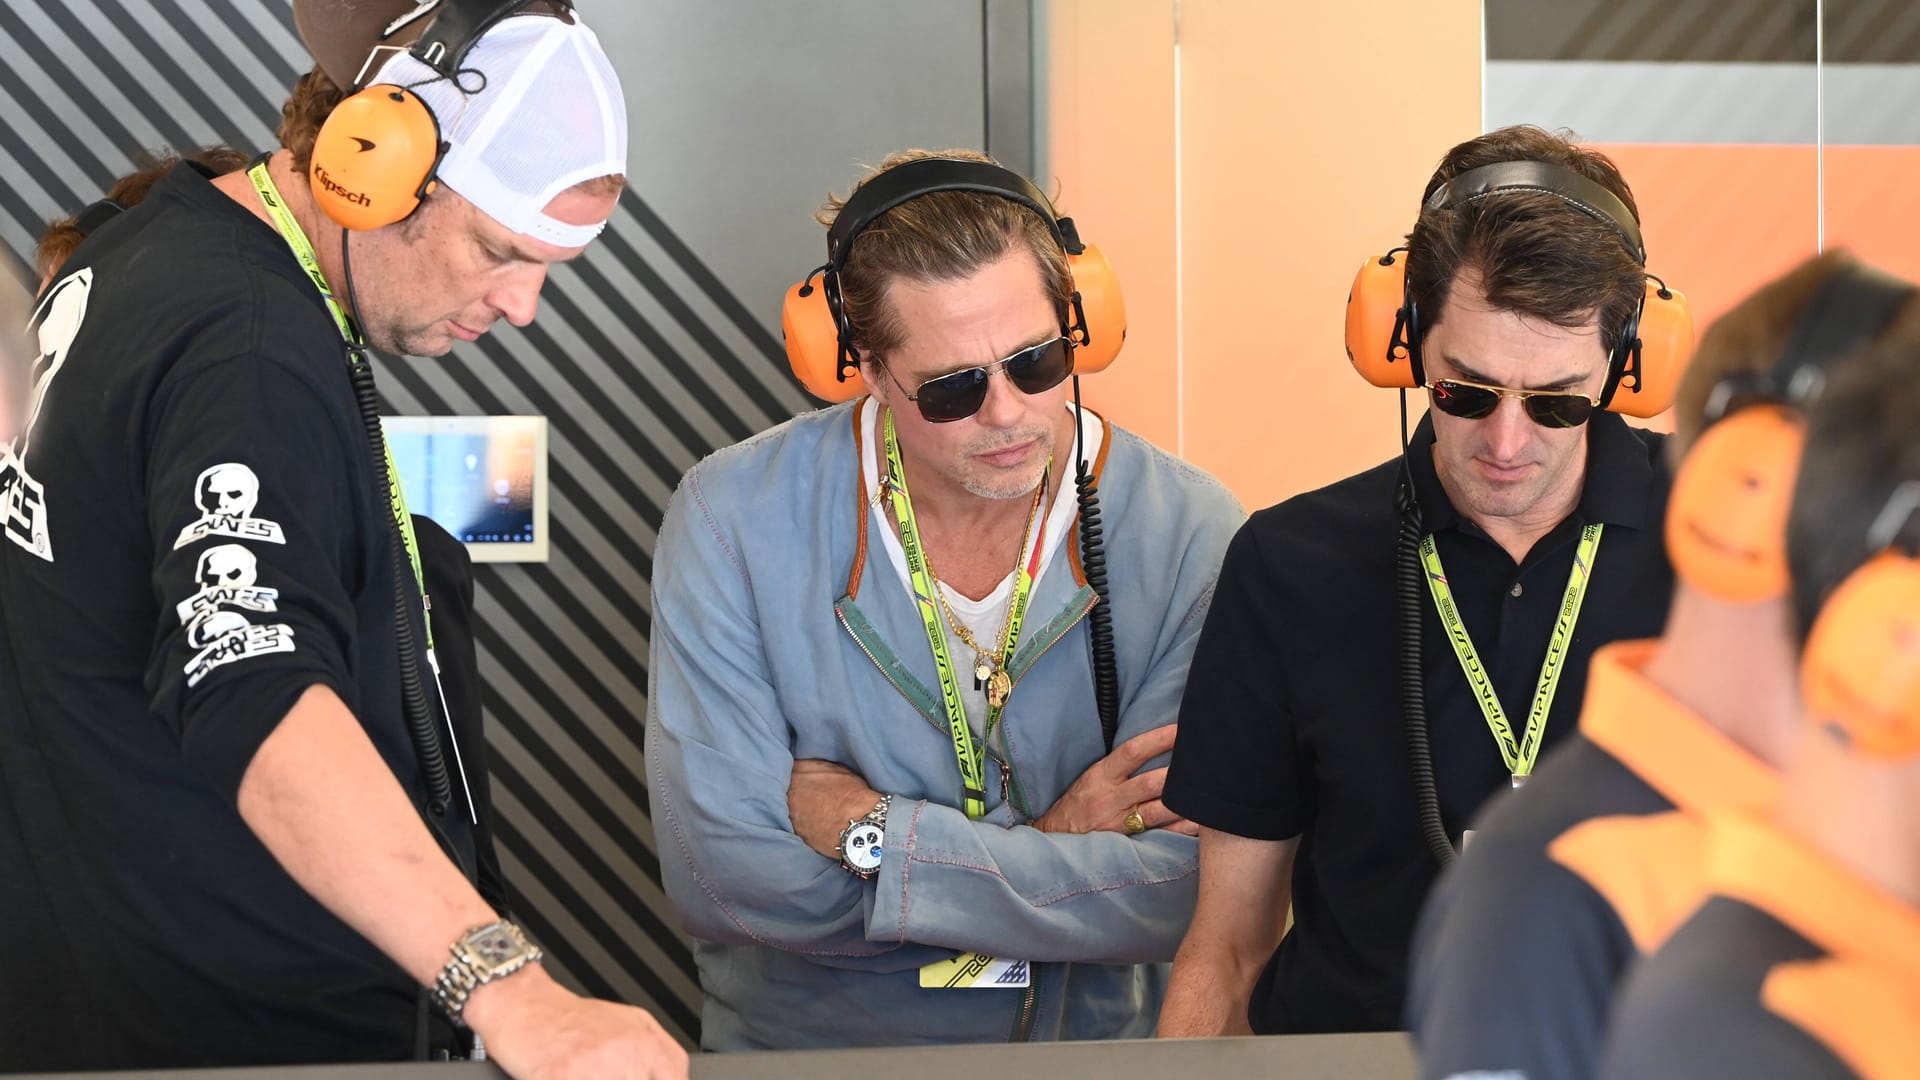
[{"xmin": 859, "ymin": 399, "xmax": 1104, "ymax": 736}]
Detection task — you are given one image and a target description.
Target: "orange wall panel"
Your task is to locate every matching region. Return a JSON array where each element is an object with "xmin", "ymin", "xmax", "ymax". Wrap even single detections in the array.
[
  {"xmin": 1824, "ymin": 145, "xmax": 1920, "ymax": 283},
  {"xmin": 1594, "ymin": 144, "xmax": 1819, "ymax": 336},
  {"xmin": 1047, "ymin": 0, "xmax": 1179, "ymax": 456},
  {"xmin": 1175, "ymin": 1, "xmax": 1482, "ymax": 509}
]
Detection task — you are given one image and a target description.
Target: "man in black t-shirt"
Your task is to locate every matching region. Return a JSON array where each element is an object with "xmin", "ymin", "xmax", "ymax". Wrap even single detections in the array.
[
  {"xmin": 1158, "ymin": 126, "xmax": 1681, "ymax": 1036},
  {"xmin": 0, "ymin": 2, "xmax": 682, "ymax": 1075}
]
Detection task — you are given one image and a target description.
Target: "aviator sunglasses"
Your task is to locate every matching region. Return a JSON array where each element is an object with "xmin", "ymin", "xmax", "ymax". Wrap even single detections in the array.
[
  {"xmin": 1426, "ymin": 377, "xmax": 1601, "ymax": 429},
  {"xmin": 885, "ymin": 336, "xmax": 1076, "ymax": 423}
]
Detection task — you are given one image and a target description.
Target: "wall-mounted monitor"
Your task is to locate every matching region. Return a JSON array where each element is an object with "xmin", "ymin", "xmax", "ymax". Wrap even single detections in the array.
[{"xmin": 382, "ymin": 415, "xmax": 549, "ymax": 563}]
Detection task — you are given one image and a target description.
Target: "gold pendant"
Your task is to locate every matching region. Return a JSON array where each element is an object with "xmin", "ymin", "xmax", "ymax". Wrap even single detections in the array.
[
  {"xmin": 986, "ymin": 668, "xmax": 1013, "ymax": 709},
  {"xmin": 975, "ymin": 661, "xmax": 992, "ymax": 686}
]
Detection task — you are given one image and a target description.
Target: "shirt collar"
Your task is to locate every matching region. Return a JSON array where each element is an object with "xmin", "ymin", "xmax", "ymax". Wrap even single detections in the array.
[
  {"xmin": 1405, "ymin": 409, "xmax": 1657, "ymax": 535},
  {"xmin": 1706, "ymin": 811, "xmax": 1920, "ymax": 984},
  {"xmin": 1580, "ymin": 640, "xmax": 1782, "ymax": 814}
]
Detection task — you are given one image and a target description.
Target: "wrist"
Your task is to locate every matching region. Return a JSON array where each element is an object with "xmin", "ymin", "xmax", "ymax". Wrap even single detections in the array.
[
  {"xmin": 461, "ymin": 958, "xmax": 561, "ymax": 1034},
  {"xmin": 429, "ymin": 919, "xmax": 545, "ymax": 1028},
  {"xmin": 836, "ymin": 793, "xmax": 892, "ymax": 878}
]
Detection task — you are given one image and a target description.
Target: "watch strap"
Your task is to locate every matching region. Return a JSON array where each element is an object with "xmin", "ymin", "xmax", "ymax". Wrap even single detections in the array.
[{"xmin": 430, "ymin": 919, "xmax": 543, "ymax": 1027}]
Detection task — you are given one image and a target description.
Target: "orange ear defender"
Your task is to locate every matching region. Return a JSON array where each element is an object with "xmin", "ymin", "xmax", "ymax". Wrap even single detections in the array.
[
  {"xmin": 1343, "ymin": 160, "xmax": 1695, "ymax": 419},
  {"xmin": 308, "ymin": 0, "xmax": 569, "ymax": 231},
  {"xmin": 1667, "ymin": 264, "xmax": 1917, "ymax": 603},
  {"xmin": 783, "ymin": 157, "xmax": 1126, "ymax": 403},
  {"xmin": 1665, "ymin": 406, "xmax": 1805, "ymax": 602},
  {"xmin": 311, "ymin": 87, "xmax": 446, "ymax": 231},
  {"xmin": 1800, "ymin": 483, "xmax": 1920, "ymax": 759}
]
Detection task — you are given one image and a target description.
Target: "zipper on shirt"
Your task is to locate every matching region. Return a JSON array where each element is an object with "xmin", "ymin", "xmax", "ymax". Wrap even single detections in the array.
[
  {"xmin": 1008, "ymin": 969, "xmax": 1040, "ymax": 1042},
  {"xmin": 998, "ymin": 591, "xmax": 1099, "ymax": 820},
  {"xmin": 838, "ymin": 591, "xmax": 1096, "ymax": 820}
]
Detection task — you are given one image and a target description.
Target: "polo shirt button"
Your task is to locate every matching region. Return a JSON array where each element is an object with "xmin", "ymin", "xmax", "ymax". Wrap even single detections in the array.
[{"xmin": 1510, "ymin": 582, "xmax": 1524, "ymax": 598}]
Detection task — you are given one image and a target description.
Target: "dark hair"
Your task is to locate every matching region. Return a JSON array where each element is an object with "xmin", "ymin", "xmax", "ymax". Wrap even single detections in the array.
[
  {"xmin": 1406, "ymin": 125, "xmax": 1646, "ymax": 365},
  {"xmin": 36, "ymin": 146, "xmax": 252, "ymax": 282},
  {"xmin": 820, "ymin": 148, "xmax": 1072, "ymax": 363},
  {"xmin": 1787, "ymin": 338, "xmax": 1920, "ymax": 643},
  {"xmin": 1668, "ymin": 251, "xmax": 1920, "ymax": 462}
]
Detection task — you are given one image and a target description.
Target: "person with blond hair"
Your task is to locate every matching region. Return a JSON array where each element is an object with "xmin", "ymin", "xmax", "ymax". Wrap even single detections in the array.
[{"xmin": 648, "ymin": 149, "xmax": 1243, "ymax": 1048}]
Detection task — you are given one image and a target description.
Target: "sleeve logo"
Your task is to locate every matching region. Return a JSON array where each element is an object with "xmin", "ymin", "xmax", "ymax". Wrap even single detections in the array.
[
  {"xmin": 177, "ymin": 542, "xmax": 295, "ymax": 688},
  {"xmin": 175, "ymin": 544, "xmax": 280, "ymax": 623},
  {"xmin": 172, "ymin": 463, "xmax": 287, "ymax": 550}
]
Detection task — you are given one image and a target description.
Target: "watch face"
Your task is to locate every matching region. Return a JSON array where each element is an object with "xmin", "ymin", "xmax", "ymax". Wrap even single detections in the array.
[
  {"xmin": 843, "ymin": 823, "xmax": 885, "ymax": 872},
  {"xmin": 470, "ymin": 926, "xmax": 522, "ymax": 967}
]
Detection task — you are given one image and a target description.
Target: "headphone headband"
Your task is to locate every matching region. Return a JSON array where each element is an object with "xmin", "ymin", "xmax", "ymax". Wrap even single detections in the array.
[
  {"xmin": 358, "ymin": 0, "xmax": 574, "ymax": 87},
  {"xmin": 411, "ymin": 0, "xmax": 570, "ymax": 77},
  {"xmin": 1428, "ymin": 161, "xmax": 1645, "ymax": 264},
  {"xmin": 825, "ymin": 158, "xmax": 1081, "ymax": 266},
  {"xmin": 782, "ymin": 156, "xmax": 1126, "ymax": 401},
  {"xmin": 1773, "ymin": 264, "xmax": 1916, "ymax": 401}
]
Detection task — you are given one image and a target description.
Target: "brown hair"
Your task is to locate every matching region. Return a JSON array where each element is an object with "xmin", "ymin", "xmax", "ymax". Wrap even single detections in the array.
[
  {"xmin": 279, "ymin": 65, "xmax": 348, "ymax": 175},
  {"xmin": 1406, "ymin": 125, "xmax": 1646, "ymax": 368},
  {"xmin": 1670, "ymin": 250, "xmax": 1920, "ymax": 460},
  {"xmin": 37, "ymin": 146, "xmax": 252, "ymax": 282},
  {"xmin": 821, "ymin": 148, "xmax": 1072, "ymax": 363}
]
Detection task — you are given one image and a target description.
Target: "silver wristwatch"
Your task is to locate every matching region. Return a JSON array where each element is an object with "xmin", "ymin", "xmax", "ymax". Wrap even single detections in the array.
[
  {"xmin": 837, "ymin": 794, "xmax": 892, "ymax": 879},
  {"xmin": 431, "ymin": 919, "xmax": 544, "ymax": 1027}
]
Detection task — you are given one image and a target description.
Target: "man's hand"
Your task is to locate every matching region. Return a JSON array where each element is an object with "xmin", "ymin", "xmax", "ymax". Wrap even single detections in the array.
[
  {"xmin": 789, "ymin": 759, "xmax": 883, "ymax": 859},
  {"xmin": 1034, "ymin": 724, "xmax": 1197, "ymax": 837},
  {"xmin": 466, "ymin": 965, "xmax": 688, "ymax": 1080}
]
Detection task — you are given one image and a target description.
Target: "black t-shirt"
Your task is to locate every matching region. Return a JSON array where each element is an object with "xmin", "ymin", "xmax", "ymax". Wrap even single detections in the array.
[
  {"xmin": 1407, "ymin": 733, "xmax": 1663, "ymax": 1080},
  {"xmin": 1600, "ymin": 898, "xmax": 1849, "ymax": 1079},
  {"xmin": 1407, "ymin": 642, "xmax": 1781, "ymax": 1080},
  {"xmin": 1163, "ymin": 411, "xmax": 1674, "ymax": 1034},
  {"xmin": 1600, "ymin": 814, "xmax": 1915, "ymax": 1080},
  {"xmin": 0, "ymin": 163, "xmax": 477, "ymax": 1068}
]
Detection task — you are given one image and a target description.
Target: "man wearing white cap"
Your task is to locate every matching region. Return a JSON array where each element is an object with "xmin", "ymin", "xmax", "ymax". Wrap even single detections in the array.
[{"xmin": 0, "ymin": 2, "xmax": 684, "ymax": 1076}]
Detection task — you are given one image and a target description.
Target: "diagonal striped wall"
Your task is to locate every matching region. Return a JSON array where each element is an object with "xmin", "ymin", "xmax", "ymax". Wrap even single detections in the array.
[{"xmin": 0, "ymin": 0, "xmax": 1028, "ymax": 1047}]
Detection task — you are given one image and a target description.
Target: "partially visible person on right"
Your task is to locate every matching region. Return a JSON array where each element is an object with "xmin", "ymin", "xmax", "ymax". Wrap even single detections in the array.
[
  {"xmin": 1598, "ymin": 292, "xmax": 1920, "ymax": 1080},
  {"xmin": 1408, "ymin": 251, "xmax": 1917, "ymax": 1080}
]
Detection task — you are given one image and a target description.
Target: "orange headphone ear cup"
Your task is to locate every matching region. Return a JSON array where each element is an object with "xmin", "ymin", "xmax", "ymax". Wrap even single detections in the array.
[
  {"xmin": 310, "ymin": 86, "xmax": 441, "ymax": 232},
  {"xmin": 1345, "ymin": 253, "xmax": 1418, "ymax": 389},
  {"xmin": 1801, "ymin": 551, "xmax": 1920, "ymax": 759},
  {"xmin": 781, "ymin": 278, "xmax": 862, "ymax": 402},
  {"xmin": 1065, "ymin": 243, "xmax": 1126, "ymax": 374},
  {"xmin": 1606, "ymin": 280, "xmax": 1694, "ymax": 418},
  {"xmin": 1665, "ymin": 405, "xmax": 1804, "ymax": 602}
]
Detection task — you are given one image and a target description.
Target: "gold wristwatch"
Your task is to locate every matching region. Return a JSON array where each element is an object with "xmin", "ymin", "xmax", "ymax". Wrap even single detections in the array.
[{"xmin": 431, "ymin": 919, "xmax": 544, "ymax": 1027}]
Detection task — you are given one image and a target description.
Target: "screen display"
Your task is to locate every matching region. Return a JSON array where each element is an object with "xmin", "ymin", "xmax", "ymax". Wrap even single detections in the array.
[{"xmin": 383, "ymin": 416, "xmax": 547, "ymax": 560}]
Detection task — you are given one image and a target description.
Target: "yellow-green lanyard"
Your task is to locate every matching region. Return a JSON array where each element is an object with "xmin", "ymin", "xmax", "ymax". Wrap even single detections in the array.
[
  {"xmin": 881, "ymin": 408, "xmax": 1044, "ymax": 820},
  {"xmin": 246, "ymin": 162, "xmax": 432, "ymax": 649},
  {"xmin": 1420, "ymin": 523, "xmax": 1602, "ymax": 785}
]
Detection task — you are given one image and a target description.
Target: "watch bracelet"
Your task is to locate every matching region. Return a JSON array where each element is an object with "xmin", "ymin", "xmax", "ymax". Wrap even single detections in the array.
[
  {"xmin": 837, "ymin": 793, "xmax": 893, "ymax": 877},
  {"xmin": 430, "ymin": 923, "xmax": 545, "ymax": 1026}
]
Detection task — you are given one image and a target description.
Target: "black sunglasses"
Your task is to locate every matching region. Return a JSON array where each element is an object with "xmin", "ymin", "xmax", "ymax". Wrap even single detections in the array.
[
  {"xmin": 886, "ymin": 336, "xmax": 1075, "ymax": 423},
  {"xmin": 1426, "ymin": 378, "xmax": 1601, "ymax": 429}
]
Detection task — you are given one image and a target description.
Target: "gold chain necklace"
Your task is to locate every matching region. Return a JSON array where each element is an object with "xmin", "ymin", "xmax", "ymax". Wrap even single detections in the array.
[{"xmin": 919, "ymin": 475, "xmax": 1047, "ymax": 709}]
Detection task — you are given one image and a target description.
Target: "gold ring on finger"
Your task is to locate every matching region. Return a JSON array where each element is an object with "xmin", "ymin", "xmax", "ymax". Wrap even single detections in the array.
[{"xmin": 1123, "ymin": 806, "xmax": 1147, "ymax": 836}]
